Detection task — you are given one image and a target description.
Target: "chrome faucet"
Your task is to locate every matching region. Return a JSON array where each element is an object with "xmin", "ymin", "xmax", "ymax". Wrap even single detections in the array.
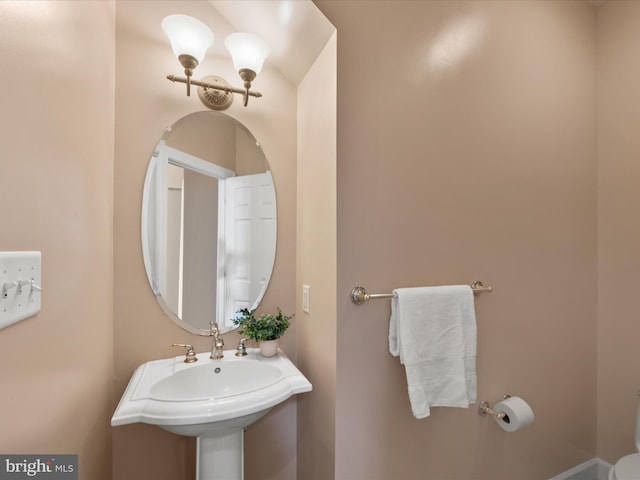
[{"xmin": 210, "ymin": 321, "xmax": 224, "ymax": 359}]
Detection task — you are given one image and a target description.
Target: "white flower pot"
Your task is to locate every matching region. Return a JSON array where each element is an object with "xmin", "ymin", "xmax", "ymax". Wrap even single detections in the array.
[{"xmin": 259, "ymin": 339, "xmax": 278, "ymax": 357}]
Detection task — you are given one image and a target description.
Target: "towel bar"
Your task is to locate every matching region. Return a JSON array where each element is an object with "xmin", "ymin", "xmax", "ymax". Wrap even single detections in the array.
[{"xmin": 350, "ymin": 280, "xmax": 492, "ymax": 305}]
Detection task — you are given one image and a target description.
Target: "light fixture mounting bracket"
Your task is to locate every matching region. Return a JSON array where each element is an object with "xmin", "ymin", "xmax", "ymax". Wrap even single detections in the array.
[{"xmin": 197, "ymin": 75, "xmax": 234, "ymax": 110}]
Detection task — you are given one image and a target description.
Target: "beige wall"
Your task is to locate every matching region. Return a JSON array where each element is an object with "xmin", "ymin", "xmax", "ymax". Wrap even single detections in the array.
[
  {"xmin": 597, "ymin": 0, "xmax": 640, "ymax": 464},
  {"xmin": 297, "ymin": 32, "xmax": 338, "ymax": 480},
  {"xmin": 0, "ymin": 1, "xmax": 115, "ymax": 478},
  {"xmin": 316, "ymin": 1, "xmax": 598, "ymax": 478},
  {"xmin": 113, "ymin": 1, "xmax": 298, "ymax": 479},
  {"xmin": 5, "ymin": 1, "xmax": 640, "ymax": 478}
]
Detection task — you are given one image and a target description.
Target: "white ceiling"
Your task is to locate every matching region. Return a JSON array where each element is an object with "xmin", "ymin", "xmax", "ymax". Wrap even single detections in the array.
[{"xmin": 209, "ymin": 0, "xmax": 335, "ymax": 86}]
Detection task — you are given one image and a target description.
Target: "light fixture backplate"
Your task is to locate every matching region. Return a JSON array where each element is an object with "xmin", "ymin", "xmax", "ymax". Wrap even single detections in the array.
[{"xmin": 197, "ymin": 75, "xmax": 234, "ymax": 110}]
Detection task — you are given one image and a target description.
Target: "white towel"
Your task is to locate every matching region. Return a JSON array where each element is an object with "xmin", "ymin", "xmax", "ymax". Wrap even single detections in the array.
[{"xmin": 389, "ymin": 285, "xmax": 477, "ymax": 419}]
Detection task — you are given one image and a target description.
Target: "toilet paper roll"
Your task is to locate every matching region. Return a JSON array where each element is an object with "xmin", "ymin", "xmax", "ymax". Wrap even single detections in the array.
[{"xmin": 493, "ymin": 396, "xmax": 534, "ymax": 432}]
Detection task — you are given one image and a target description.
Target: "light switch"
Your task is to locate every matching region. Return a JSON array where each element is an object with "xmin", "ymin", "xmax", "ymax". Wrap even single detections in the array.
[
  {"xmin": 0, "ymin": 252, "xmax": 41, "ymax": 330},
  {"xmin": 302, "ymin": 284, "xmax": 310, "ymax": 314}
]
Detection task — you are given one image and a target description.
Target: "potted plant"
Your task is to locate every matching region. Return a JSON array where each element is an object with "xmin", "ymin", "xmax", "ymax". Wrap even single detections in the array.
[{"xmin": 232, "ymin": 307, "xmax": 293, "ymax": 357}]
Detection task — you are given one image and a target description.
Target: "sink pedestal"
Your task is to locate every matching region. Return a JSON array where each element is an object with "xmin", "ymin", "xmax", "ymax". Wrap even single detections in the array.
[
  {"xmin": 197, "ymin": 430, "xmax": 243, "ymax": 480},
  {"xmin": 163, "ymin": 411, "xmax": 271, "ymax": 480}
]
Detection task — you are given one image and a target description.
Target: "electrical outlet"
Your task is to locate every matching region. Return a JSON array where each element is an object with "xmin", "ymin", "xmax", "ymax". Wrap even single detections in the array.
[{"xmin": 302, "ymin": 285, "xmax": 310, "ymax": 314}]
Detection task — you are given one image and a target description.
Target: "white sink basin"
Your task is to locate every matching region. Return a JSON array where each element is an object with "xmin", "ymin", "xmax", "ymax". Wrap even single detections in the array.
[
  {"xmin": 112, "ymin": 348, "xmax": 312, "ymax": 480},
  {"xmin": 150, "ymin": 361, "xmax": 283, "ymax": 401},
  {"xmin": 112, "ymin": 348, "xmax": 311, "ymax": 436}
]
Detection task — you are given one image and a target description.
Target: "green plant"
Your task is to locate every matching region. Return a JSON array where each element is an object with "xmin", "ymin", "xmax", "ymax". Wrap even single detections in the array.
[{"xmin": 231, "ymin": 307, "xmax": 293, "ymax": 342}]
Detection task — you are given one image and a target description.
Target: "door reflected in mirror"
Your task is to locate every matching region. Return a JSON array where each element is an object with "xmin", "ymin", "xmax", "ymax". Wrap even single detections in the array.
[{"xmin": 142, "ymin": 111, "xmax": 276, "ymax": 335}]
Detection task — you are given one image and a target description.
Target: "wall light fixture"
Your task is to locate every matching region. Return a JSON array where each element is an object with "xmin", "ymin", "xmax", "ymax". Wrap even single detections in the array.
[{"xmin": 162, "ymin": 14, "xmax": 270, "ymax": 110}]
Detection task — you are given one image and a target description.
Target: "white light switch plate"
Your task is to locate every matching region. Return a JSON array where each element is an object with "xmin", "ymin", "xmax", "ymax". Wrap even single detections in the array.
[
  {"xmin": 0, "ymin": 251, "xmax": 41, "ymax": 330},
  {"xmin": 302, "ymin": 284, "xmax": 310, "ymax": 314}
]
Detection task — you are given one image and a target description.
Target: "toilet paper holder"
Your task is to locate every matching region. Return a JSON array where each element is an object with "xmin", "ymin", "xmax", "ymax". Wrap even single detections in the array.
[{"xmin": 478, "ymin": 394, "xmax": 511, "ymax": 420}]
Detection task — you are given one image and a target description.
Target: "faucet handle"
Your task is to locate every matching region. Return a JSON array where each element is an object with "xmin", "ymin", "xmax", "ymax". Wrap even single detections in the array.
[
  {"xmin": 172, "ymin": 343, "xmax": 198, "ymax": 363},
  {"xmin": 235, "ymin": 338, "xmax": 248, "ymax": 357}
]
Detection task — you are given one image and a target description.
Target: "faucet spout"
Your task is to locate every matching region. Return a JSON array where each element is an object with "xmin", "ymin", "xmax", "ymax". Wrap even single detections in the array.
[{"xmin": 210, "ymin": 321, "xmax": 224, "ymax": 359}]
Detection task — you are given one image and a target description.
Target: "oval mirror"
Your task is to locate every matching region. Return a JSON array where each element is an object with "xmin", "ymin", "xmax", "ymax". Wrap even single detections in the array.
[{"xmin": 141, "ymin": 111, "xmax": 277, "ymax": 335}]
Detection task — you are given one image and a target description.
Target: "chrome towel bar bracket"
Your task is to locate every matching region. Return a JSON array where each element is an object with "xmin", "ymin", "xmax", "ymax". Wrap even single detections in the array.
[{"xmin": 350, "ymin": 280, "xmax": 492, "ymax": 305}]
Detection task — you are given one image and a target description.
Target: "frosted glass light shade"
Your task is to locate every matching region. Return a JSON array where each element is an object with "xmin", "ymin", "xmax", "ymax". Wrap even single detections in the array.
[
  {"xmin": 162, "ymin": 15, "xmax": 214, "ymax": 64},
  {"xmin": 224, "ymin": 32, "xmax": 271, "ymax": 75}
]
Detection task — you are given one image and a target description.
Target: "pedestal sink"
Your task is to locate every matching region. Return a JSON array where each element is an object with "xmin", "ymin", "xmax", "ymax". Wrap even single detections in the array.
[{"xmin": 112, "ymin": 348, "xmax": 312, "ymax": 479}]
